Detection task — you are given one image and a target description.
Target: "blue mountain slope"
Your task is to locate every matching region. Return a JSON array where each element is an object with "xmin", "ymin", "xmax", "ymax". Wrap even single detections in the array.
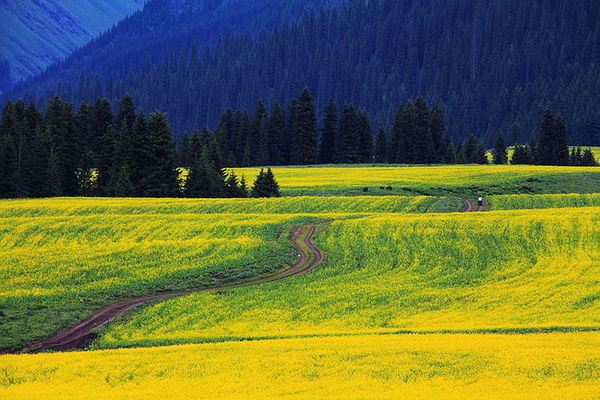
[
  {"xmin": 0, "ymin": 0, "xmax": 147, "ymax": 84},
  {"xmin": 6, "ymin": 0, "xmax": 345, "ymax": 95}
]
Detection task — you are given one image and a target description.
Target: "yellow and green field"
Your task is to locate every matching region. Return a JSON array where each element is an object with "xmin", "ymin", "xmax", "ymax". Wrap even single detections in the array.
[
  {"xmin": 1, "ymin": 167, "xmax": 599, "ymax": 399},
  {"xmin": 231, "ymin": 164, "xmax": 600, "ymax": 195},
  {"xmin": 2, "ymin": 333, "xmax": 599, "ymax": 400}
]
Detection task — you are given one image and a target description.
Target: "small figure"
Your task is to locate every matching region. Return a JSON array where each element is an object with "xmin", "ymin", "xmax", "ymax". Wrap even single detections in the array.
[{"xmin": 477, "ymin": 196, "xmax": 484, "ymax": 209}]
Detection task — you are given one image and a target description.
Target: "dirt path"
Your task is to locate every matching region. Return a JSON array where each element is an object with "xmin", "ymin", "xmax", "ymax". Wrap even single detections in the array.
[{"xmin": 21, "ymin": 225, "xmax": 324, "ymax": 354}]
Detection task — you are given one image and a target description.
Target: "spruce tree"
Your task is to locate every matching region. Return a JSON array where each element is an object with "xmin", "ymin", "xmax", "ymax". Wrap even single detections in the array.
[
  {"xmin": 374, "ymin": 128, "xmax": 388, "ymax": 163},
  {"xmin": 290, "ymin": 88, "xmax": 318, "ymax": 165},
  {"xmin": 581, "ymin": 148, "xmax": 598, "ymax": 166},
  {"xmin": 141, "ymin": 112, "xmax": 180, "ymax": 197},
  {"xmin": 336, "ymin": 104, "xmax": 359, "ymax": 163},
  {"xmin": 539, "ymin": 110, "xmax": 569, "ymax": 165},
  {"xmin": 114, "ymin": 94, "xmax": 136, "ymax": 135},
  {"xmin": 493, "ymin": 131, "xmax": 509, "ymax": 164},
  {"xmin": 251, "ymin": 168, "xmax": 280, "ymax": 198},
  {"xmin": 269, "ymin": 102, "xmax": 287, "ymax": 165},
  {"xmin": 356, "ymin": 110, "xmax": 374, "ymax": 163},
  {"xmin": 0, "ymin": 101, "xmax": 16, "ymax": 197},
  {"xmin": 318, "ymin": 101, "xmax": 338, "ymax": 164},
  {"xmin": 254, "ymin": 100, "xmax": 270, "ymax": 166}
]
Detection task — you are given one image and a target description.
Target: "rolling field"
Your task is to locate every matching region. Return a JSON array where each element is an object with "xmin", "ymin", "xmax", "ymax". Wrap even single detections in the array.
[
  {"xmin": 0, "ymin": 196, "xmax": 437, "ymax": 350},
  {"xmin": 1, "ymin": 333, "xmax": 599, "ymax": 400},
  {"xmin": 94, "ymin": 207, "xmax": 600, "ymax": 349},
  {"xmin": 231, "ymin": 165, "xmax": 600, "ymax": 196},
  {"xmin": 489, "ymin": 193, "xmax": 600, "ymax": 210},
  {"xmin": 1, "ymin": 170, "xmax": 599, "ymax": 398}
]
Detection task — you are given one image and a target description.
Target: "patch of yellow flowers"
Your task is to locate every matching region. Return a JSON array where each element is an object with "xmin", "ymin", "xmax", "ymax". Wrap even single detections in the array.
[{"xmin": 1, "ymin": 333, "xmax": 599, "ymax": 399}]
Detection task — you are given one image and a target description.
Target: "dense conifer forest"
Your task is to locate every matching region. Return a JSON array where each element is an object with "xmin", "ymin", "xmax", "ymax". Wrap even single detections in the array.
[
  {"xmin": 3, "ymin": 0, "xmax": 600, "ymax": 146},
  {"xmin": 0, "ymin": 91, "xmax": 595, "ymax": 199}
]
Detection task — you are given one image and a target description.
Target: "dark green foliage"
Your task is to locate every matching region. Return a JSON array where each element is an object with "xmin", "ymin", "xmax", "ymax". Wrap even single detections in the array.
[
  {"xmin": 138, "ymin": 112, "xmax": 180, "ymax": 197},
  {"xmin": 493, "ymin": 132, "xmax": 509, "ymax": 164},
  {"xmin": 462, "ymin": 134, "xmax": 489, "ymax": 165},
  {"xmin": 335, "ymin": 105, "xmax": 359, "ymax": 163},
  {"xmin": 289, "ymin": 88, "xmax": 318, "ymax": 165},
  {"xmin": 539, "ymin": 110, "xmax": 569, "ymax": 166},
  {"xmin": 318, "ymin": 101, "xmax": 337, "ymax": 164},
  {"xmin": 269, "ymin": 102, "xmax": 287, "ymax": 166},
  {"xmin": 390, "ymin": 98, "xmax": 452, "ymax": 164},
  {"xmin": 251, "ymin": 168, "xmax": 281, "ymax": 198},
  {"xmin": 374, "ymin": 128, "xmax": 388, "ymax": 163}
]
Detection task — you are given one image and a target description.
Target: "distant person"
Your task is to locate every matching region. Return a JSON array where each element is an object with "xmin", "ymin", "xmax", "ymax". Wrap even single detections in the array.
[{"xmin": 477, "ymin": 196, "xmax": 484, "ymax": 209}]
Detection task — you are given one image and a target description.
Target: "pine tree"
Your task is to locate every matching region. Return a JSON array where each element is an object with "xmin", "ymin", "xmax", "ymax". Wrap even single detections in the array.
[
  {"xmin": 581, "ymin": 148, "xmax": 598, "ymax": 166},
  {"xmin": 114, "ymin": 94, "xmax": 136, "ymax": 134},
  {"xmin": 290, "ymin": 88, "xmax": 318, "ymax": 165},
  {"xmin": 336, "ymin": 104, "xmax": 358, "ymax": 163},
  {"xmin": 374, "ymin": 128, "xmax": 388, "ymax": 163},
  {"xmin": 429, "ymin": 106, "xmax": 446, "ymax": 163},
  {"xmin": 185, "ymin": 149, "xmax": 224, "ymax": 198},
  {"xmin": 269, "ymin": 102, "xmax": 287, "ymax": 166},
  {"xmin": 141, "ymin": 112, "xmax": 180, "ymax": 197},
  {"xmin": 254, "ymin": 100, "xmax": 271, "ymax": 166},
  {"xmin": 493, "ymin": 131, "xmax": 508, "ymax": 164},
  {"xmin": 412, "ymin": 97, "xmax": 435, "ymax": 164},
  {"xmin": 129, "ymin": 113, "xmax": 150, "ymax": 195},
  {"xmin": 318, "ymin": 101, "xmax": 338, "ymax": 164},
  {"xmin": 464, "ymin": 134, "xmax": 488, "ymax": 164},
  {"xmin": 0, "ymin": 101, "xmax": 16, "ymax": 197},
  {"xmin": 539, "ymin": 110, "xmax": 569, "ymax": 165},
  {"xmin": 356, "ymin": 110, "xmax": 374, "ymax": 163},
  {"xmin": 225, "ymin": 171, "xmax": 243, "ymax": 198},
  {"xmin": 251, "ymin": 168, "xmax": 281, "ymax": 198}
]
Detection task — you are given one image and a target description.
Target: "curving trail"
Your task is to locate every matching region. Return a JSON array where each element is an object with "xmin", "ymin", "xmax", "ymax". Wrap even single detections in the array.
[{"xmin": 21, "ymin": 225, "xmax": 324, "ymax": 354}]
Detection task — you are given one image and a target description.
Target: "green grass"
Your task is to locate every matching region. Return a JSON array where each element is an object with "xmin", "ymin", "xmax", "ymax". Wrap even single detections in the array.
[{"xmin": 490, "ymin": 193, "xmax": 600, "ymax": 210}]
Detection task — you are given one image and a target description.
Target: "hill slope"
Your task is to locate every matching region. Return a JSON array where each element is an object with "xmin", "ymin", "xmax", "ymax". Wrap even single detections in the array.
[
  {"xmin": 5, "ymin": 0, "xmax": 600, "ymax": 145},
  {"xmin": 0, "ymin": 0, "xmax": 148, "ymax": 86}
]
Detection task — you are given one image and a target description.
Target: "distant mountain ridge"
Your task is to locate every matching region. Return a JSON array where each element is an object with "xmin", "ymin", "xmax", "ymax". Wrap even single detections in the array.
[
  {"xmin": 0, "ymin": 0, "xmax": 148, "ymax": 86},
  {"xmin": 5, "ymin": 0, "xmax": 345, "ymax": 96}
]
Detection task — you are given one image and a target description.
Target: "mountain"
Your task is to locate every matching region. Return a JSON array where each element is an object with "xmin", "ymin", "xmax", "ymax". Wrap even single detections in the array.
[
  {"xmin": 0, "ymin": 0, "xmax": 148, "ymax": 86},
  {"xmin": 5, "ymin": 0, "xmax": 345, "ymax": 96},
  {"xmin": 5, "ymin": 0, "xmax": 600, "ymax": 145}
]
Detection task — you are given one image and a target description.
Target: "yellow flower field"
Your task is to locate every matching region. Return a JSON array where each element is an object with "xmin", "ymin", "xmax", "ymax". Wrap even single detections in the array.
[
  {"xmin": 96, "ymin": 207, "xmax": 600, "ymax": 348},
  {"xmin": 1, "ymin": 333, "xmax": 598, "ymax": 399},
  {"xmin": 231, "ymin": 164, "xmax": 600, "ymax": 195}
]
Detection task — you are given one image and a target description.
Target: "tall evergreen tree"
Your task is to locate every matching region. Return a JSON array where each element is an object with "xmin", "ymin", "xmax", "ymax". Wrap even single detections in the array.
[
  {"xmin": 374, "ymin": 128, "xmax": 388, "ymax": 163},
  {"xmin": 140, "ymin": 112, "xmax": 180, "ymax": 197},
  {"xmin": 493, "ymin": 131, "xmax": 509, "ymax": 164},
  {"xmin": 336, "ymin": 104, "xmax": 359, "ymax": 163},
  {"xmin": 290, "ymin": 88, "xmax": 318, "ymax": 165},
  {"xmin": 251, "ymin": 168, "xmax": 281, "ymax": 198},
  {"xmin": 539, "ymin": 110, "xmax": 569, "ymax": 166},
  {"xmin": 318, "ymin": 101, "xmax": 338, "ymax": 164},
  {"xmin": 356, "ymin": 110, "xmax": 374, "ymax": 163},
  {"xmin": 269, "ymin": 102, "xmax": 287, "ymax": 165}
]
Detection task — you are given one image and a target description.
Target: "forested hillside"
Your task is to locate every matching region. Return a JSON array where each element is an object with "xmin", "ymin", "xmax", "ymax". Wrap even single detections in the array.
[
  {"xmin": 4, "ymin": 0, "xmax": 343, "ymax": 98},
  {"xmin": 5, "ymin": 0, "xmax": 600, "ymax": 146},
  {"xmin": 0, "ymin": 0, "xmax": 147, "ymax": 86}
]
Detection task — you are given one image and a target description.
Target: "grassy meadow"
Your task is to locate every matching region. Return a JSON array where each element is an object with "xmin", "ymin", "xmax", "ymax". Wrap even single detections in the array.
[{"xmin": 1, "ymin": 165, "xmax": 599, "ymax": 398}]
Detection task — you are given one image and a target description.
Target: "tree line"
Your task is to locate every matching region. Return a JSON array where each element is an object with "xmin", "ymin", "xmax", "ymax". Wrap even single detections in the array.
[
  {"xmin": 0, "ymin": 92, "xmax": 596, "ymax": 198},
  {"xmin": 0, "ymin": 94, "xmax": 280, "ymax": 199}
]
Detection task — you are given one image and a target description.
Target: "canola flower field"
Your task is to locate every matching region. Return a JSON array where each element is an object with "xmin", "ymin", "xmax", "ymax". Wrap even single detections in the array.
[
  {"xmin": 95, "ymin": 206, "xmax": 600, "ymax": 348},
  {"xmin": 231, "ymin": 164, "xmax": 600, "ymax": 195},
  {"xmin": 1, "ymin": 171, "xmax": 600, "ymax": 398},
  {"xmin": 1, "ymin": 333, "xmax": 599, "ymax": 400}
]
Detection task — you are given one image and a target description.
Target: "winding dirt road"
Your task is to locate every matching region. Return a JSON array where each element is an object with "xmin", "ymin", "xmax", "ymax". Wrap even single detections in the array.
[{"xmin": 21, "ymin": 225, "xmax": 324, "ymax": 353}]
